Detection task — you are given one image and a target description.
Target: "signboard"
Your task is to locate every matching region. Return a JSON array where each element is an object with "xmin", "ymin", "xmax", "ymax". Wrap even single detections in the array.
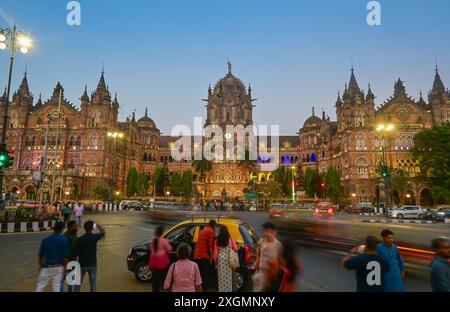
[{"xmin": 246, "ymin": 193, "xmax": 257, "ymax": 200}]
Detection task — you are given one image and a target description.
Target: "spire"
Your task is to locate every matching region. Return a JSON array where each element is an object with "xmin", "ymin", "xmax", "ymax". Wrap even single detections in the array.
[
  {"xmin": 348, "ymin": 68, "xmax": 360, "ymax": 92},
  {"xmin": 95, "ymin": 68, "xmax": 107, "ymax": 93},
  {"xmin": 366, "ymin": 82, "xmax": 374, "ymax": 100},
  {"xmin": 227, "ymin": 59, "xmax": 232, "ymax": 74},
  {"xmin": 208, "ymin": 84, "xmax": 212, "ymax": 95},
  {"xmin": 18, "ymin": 72, "xmax": 30, "ymax": 95},
  {"xmin": 35, "ymin": 93, "xmax": 43, "ymax": 107},
  {"xmin": 322, "ymin": 109, "xmax": 326, "ymax": 120},
  {"xmin": 418, "ymin": 90, "xmax": 427, "ymax": 106},
  {"xmin": 248, "ymin": 83, "xmax": 252, "ymax": 96},
  {"xmin": 431, "ymin": 64, "xmax": 446, "ymax": 95},
  {"xmin": 145, "ymin": 107, "xmax": 148, "ymax": 117},
  {"xmin": 312, "ymin": 106, "xmax": 315, "ymax": 116},
  {"xmin": 81, "ymin": 85, "xmax": 89, "ymax": 102}
]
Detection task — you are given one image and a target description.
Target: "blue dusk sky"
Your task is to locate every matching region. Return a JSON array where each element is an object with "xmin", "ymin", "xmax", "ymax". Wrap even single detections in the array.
[{"xmin": 0, "ymin": 0, "xmax": 449, "ymax": 135}]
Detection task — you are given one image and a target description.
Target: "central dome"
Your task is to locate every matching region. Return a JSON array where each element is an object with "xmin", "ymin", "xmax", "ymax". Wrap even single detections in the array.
[
  {"xmin": 137, "ymin": 108, "xmax": 157, "ymax": 129},
  {"xmin": 213, "ymin": 72, "xmax": 247, "ymax": 95}
]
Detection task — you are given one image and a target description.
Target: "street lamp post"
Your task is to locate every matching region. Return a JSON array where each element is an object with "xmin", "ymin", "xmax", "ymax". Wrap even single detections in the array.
[
  {"xmin": 291, "ymin": 166, "xmax": 296, "ymax": 203},
  {"xmin": 107, "ymin": 131, "xmax": 123, "ymax": 202},
  {"xmin": 38, "ymin": 116, "xmax": 51, "ymax": 211},
  {"xmin": 376, "ymin": 123, "xmax": 394, "ymax": 217},
  {"xmin": 0, "ymin": 24, "xmax": 32, "ymax": 209}
]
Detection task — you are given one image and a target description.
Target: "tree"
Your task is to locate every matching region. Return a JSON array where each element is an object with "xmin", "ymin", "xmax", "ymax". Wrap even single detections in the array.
[
  {"xmin": 295, "ymin": 163, "xmax": 305, "ymax": 191},
  {"xmin": 304, "ymin": 167, "xmax": 320, "ymax": 198},
  {"xmin": 152, "ymin": 166, "xmax": 170, "ymax": 196},
  {"xmin": 170, "ymin": 172, "xmax": 183, "ymax": 196},
  {"xmin": 391, "ymin": 168, "xmax": 409, "ymax": 204},
  {"xmin": 182, "ymin": 170, "xmax": 193, "ymax": 199},
  {"xmin": 325, "ymin": 167, "xmax": 344, "ymax": 203},
  {"xmin": 192, "ymin": 158, "xmax": 213, "ymax": 182},
  {"xmin": 91, "ymin": 184, "xmax": 110, "ymax": 201},
  {"xmin": 136, "ymin": 172, "xmax": 149, "ymax": 196},
  {"xmin": 412, "ymin": 123, "xmax": 450, "ymax": 204},
  {"xmin": 126, "ymin": 167, "xmax": 138, "ymax": 197},
  {"xmin": 260, "ymin": 180, "xmax": 284, "ymax": 200}
]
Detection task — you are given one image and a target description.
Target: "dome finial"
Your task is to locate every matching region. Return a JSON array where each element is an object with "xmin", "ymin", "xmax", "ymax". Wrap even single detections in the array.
[
  {"xmin": 145, "ymin": 107, "xmax": 148, "ymax": 117},
  {"xmin": 312, "ymin": 106, "xmax": 315, "ymax": 116},
  {"xmin": 227, "ymin": 59, "xmax": 232, "ymax": 74}
]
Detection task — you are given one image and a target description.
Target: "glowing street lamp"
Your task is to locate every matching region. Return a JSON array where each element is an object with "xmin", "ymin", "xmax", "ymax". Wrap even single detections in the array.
[
  {"xmin": 0, "ymin": 24, "xmax": 33, "ymax": 210},
  {"xmin": 376, "ymin": 123, "xmax": 394, "ymax": 217},
  {"xmin": 106, "ymin": 131, "xmax": 124, "ymax": 202}
]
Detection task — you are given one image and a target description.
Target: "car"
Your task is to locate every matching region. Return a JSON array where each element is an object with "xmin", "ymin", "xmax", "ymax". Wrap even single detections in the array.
[
  {"xmin": 119, "ymin": 200, "xmax": 146, "ymax": 210},
  {"xmin": 389, "ymin": 205, "xmax": 426, "ymax": 219},
  {"xmin": 313, "ymin": 205, "xmax": 335, "ymax": 217},
  {"xmin": 432, "ymin": 207, "xmax": 450, "ymax": 221},
  {"xmin": 126, "ymin": 216, "xmax": 259, "ymax": 291}
]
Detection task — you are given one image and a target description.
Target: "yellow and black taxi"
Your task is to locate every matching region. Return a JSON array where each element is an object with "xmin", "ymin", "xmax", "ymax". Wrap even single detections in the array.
[{"xmin": 127, "ymin": 215, "xmax": 259, "ymax": 291}]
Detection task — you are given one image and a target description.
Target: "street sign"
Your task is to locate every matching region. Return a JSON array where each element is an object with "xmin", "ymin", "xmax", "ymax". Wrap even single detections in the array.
[{"xmin": 246, "ymin": 193, "xmax": 257, "ymax": 200}]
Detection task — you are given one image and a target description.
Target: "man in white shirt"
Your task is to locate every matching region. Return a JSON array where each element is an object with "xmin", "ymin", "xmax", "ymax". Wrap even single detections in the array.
[{"xmin": 74, "ymin": 201, "xmax": 84, "ymax": 227}]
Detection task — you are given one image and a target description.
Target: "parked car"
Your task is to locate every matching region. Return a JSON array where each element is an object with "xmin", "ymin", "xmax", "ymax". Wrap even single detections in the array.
[
  {"xmin": 432, "ymin": 207, "xmax": 450, "ymax": 221},
  {"xmin": 126, "ymin": 216, "xmax": 259, "ymax": 291},
  {"xmin": 389, "ymin": 205, "xmax": 426, "ymax": 219}
]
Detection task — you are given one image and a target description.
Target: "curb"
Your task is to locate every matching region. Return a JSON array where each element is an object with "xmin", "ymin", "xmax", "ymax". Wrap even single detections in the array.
[
  {"xmin": 362, "ymin": 219, "xmax": 435, "ymax": 224},
  {"xmin": 0, "ymin": 220, "xmax": 57, "ymax": 234}
]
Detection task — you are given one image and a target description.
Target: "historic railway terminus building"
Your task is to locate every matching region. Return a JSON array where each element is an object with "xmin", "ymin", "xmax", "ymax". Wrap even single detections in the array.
[{"xmin": 0, "ymin": 63, "xmax": 449, "ymax": 205}]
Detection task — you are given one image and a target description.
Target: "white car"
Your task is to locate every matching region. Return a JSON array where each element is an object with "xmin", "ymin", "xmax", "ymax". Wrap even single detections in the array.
[{"xmin": 389, "ymin": 205, "xmax": 426, "ymax": 219}]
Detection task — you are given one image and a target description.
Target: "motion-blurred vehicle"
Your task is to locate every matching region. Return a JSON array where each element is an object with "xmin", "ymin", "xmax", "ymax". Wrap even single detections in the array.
[
  {"xmin": 423, "ymin": 207, "xmax": 449, "ymax": 221},
  {"xmin": 15, "ymin": 200, "xmax": 46, "ymax": 209},
  {"xmin": 126, "ymin": 216, "xmax": 259, "ymax": 290},
  {"xmin": 119, "ymin": 200, "xmax": 147, "ymax": 210},
  {"xmin": 313, "ymin": 205, "xmax": 335, "ymax": 217},
  {"xmin": 389, "ymin": 205, "xmax": 426, "ymax": 219}
]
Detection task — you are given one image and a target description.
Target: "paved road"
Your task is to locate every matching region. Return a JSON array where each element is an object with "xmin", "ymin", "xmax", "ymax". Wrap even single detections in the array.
[{"xmin": 0, "ymin": 211, "xmax": 441, "ymax": 292}]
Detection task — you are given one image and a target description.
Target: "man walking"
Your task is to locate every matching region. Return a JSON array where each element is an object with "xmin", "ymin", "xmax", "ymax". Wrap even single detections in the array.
[
  {"xmin": 74, "ymin": 201, "xmax": 84, "ymax": 228},
  {"xmin": 377, "ymin": 229, "xmax": 405, "ymax": 292},
  {"xmin": 342, "ymin": 236, "xmax": 390, "ymax": 292},
  {"xmin": 36, "ymin": 221, "xmax": 69, "ymax": 292},
  {"xmin": 193, "ymin": 219, "xmax": 216, "ymax": 291},
  {"xmin": 430, "ymin": 238, "xmax": 449, "ymax": 292},
  {"xmin": 254, "ymin": 222, "xmax": 283, "ymax": 292},
  {"xmin": 74, "ymin": 221, "xmax": 105, "ymax": 292},
  {"xmin": 61, "ymin": 202, "xmax": 72, "ymax": 226}
]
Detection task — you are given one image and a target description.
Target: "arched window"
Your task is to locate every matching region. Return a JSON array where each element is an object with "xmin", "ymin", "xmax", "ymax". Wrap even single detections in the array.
[
  {"xmin": 311, "ymin": 153, "xmax": 317, "ymax": 162},
  {"xmin": 69, "ymin": 136, "xmax": 74, "ymax": 147},
  {"xmin": 75, "ymin": 136, "xmax": 81, "ymax": 146},
  {"xmin": 143, "ymin": 153, "xmax": 148, "ymax": 161}
]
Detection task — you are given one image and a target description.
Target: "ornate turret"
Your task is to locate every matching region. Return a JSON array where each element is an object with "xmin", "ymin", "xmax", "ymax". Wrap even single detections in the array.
[
  {"xmin": 394, "ymin": 78, "xmax": 406, "ymax": 97},
  {"xmin": 91, "ymin": 69, "xmax": 111, "ymax": 105},
  {"xmin": 81, "ymin": 85, "xmax": 89, "ymax": 103},
  {"xmin": 366, "ymin": 83, "xmax": 375, "ymax": 101},
  {"xmin": 12, "ymin": 73, "xmax": 33, "ymax": 106},
  {"xmin": 417, "ymin": 91, "xmax": 428, "ymax": 108},
  {"xmin": 429, "ymin": 65, "xmax": 449, "ymax": 103},
  {"xmin": 35, "ymin": 93, "xmax": 43, "ymax": 108},
  {"xmin": 342, "ymin": 68, "xmax": 364, "ymax": 102}
]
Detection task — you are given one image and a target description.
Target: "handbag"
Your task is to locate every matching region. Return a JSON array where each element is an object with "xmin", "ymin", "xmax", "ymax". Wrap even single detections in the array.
[
  {"xmin": 167, "ymin": 263, "xmax": 176, "ymax": 292},
  {"xmin": 229, "ymin": 247, "xmax": 239, "ymax": 270}
]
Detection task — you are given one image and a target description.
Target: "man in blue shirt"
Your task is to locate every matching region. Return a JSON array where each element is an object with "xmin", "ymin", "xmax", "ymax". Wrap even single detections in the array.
[
  {"xmin": 74, "ymin": 220, "xmax": 105, "ymax": 292},
  {"xmin": 343, "ymin": 236, "xmax": 390, "ymax": 292},
  {"xmin": 430, "ymin": 238, "xmax": 449, "ymax": 292},
  {"xmin": 36, "ymin": 221, "xmax": 69, "ymax": 292},
  {"xmin": 377, "ymin": 229, "xmax": 405, "ymax": 292}
]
